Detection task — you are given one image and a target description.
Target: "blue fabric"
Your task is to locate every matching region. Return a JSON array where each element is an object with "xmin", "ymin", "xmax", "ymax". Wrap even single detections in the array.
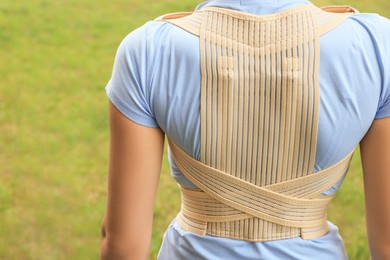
[
  {"xmin": 158, "ymin": 220, "xmax": 346, "ymax": 260},
  {"xmin": 106, "ymin": 1, "xmax": 390, "ymax": 258}
]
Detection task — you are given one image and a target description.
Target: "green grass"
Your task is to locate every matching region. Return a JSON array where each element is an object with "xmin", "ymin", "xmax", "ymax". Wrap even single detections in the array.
[{"xmin": 0, "ymin": 0, "xmax": 388, "ymax": 259}]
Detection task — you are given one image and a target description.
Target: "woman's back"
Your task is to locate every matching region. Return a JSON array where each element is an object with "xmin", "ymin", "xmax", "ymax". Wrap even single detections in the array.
[{"xmin": 104, "ymin": 0, "xmax": 390, "ymax": 259}]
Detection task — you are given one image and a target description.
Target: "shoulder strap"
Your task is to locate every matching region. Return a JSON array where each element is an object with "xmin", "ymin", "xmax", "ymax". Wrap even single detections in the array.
[
  {"xmin": 154, "ymin": 12, "xmax": 193, "ymax": 21},
  {"xmin": 321, "ymin": 5, "xmax": 359, "ymax": 13},
  {"xmin": 155, "ymin": 10, "xmax": 203, "ymax": 36},
  {"xmin": 313, "ymin": 5, "xmax": 359, "ymax": 35}
]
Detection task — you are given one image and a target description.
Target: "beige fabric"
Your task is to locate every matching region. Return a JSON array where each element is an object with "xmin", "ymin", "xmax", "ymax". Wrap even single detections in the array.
[
  {"xmin": 156, "ymin": 4, "xmax": 358, "ymax": 36},
  {"xmin": 159, "ymin": 5, "xmax": 357, "ymax": 241},
  {"xmin": 169, "ymin": 139, "xmax": 354, "ymax": 240}
]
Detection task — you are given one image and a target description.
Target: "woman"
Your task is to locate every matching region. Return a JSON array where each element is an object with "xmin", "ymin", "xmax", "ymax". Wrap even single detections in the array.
[{"xmin": 100, "ymin": 0, "xmax": 390, "ymax": 259}]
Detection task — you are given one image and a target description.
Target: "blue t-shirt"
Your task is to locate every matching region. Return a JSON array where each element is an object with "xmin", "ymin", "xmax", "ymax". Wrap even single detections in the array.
[{"xmin": 106, "ymin": 0, "xmax": 390, "ymax": 259}]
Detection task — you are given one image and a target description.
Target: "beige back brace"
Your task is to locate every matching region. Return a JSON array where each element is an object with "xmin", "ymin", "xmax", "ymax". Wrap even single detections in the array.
[{"xmin": 158, "ymin": 4, "xmax": 358, "ymax": 241}]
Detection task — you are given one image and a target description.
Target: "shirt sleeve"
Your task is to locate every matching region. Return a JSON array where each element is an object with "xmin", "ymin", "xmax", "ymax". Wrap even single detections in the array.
[
  {"xmin": 105, "ymin": 22, "xmax": 159, "ymax": 127},
  {"xmin": 374, "ymin": 15, "xmax": 390, "ymax": 119}
]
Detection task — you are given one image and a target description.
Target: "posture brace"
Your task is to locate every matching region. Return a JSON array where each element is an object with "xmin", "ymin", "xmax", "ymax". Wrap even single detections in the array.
[{"xmin": 158, "ymin": 4, "xmax": 358, "ymax": 241}]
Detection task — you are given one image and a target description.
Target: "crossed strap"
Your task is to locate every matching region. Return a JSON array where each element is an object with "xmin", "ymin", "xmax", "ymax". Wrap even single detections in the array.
[{"xmin": 169, "ymin": 139, "xmax": 354, "ymax": 240}]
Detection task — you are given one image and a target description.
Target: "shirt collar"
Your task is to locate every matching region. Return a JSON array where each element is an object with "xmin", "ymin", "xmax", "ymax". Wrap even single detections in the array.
[{"xmin": 195, "ymin": 0, "xmax": 312, "ymax": 15}]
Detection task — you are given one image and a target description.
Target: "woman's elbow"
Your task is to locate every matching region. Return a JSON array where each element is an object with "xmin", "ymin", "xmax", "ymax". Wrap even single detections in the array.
[
  {"xmin": 100, "ymin": 225, "xmax": 150, "ymax": 260},
  {"xmin": 370, "ymin": 242, "xmax": 390, "ymax": 260}
]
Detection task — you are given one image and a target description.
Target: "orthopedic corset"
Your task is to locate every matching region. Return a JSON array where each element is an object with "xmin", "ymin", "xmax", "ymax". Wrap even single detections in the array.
[{"xmin": 157, "ymin": 4, "xmax": 358, "ymax": 241}]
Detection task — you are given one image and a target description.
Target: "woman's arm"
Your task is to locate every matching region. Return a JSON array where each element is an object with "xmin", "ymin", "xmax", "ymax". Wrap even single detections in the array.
[
  {"xmin": 100, "ymin": 102, "xmax": 165, "ymax": 260},
  {"xmin": 360, "ymin": 117, "xmax": 390, "ymax": 259}
]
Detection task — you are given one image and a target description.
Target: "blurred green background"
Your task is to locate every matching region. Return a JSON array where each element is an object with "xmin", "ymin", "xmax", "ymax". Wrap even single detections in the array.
[{"xmin": 0, "ymin": 0, "xmax": 388, "ymax": 259}]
